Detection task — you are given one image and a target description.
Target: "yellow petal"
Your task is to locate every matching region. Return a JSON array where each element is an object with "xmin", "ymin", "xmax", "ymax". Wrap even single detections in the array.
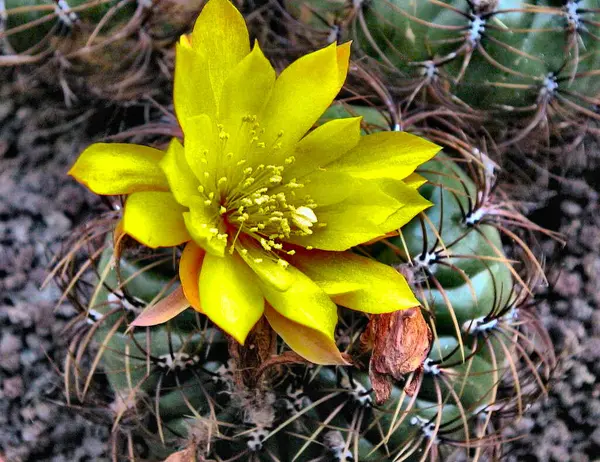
[
  {"xmin": 219, "ymin": 41, "xmax": 276, "ymax": 134},
  {"xmin": 326, "ymin": 131, "xmax": 440, "ymax": 180},
  {"xmin": 159, "ymin": 138, "xmax": 200, "ymax": 206},
  {"xmin": 236, "ymin": 237, "xmax": 295, "ymax": 292},
  {"xmin": 174, "ymin": 41, "xmax": 216, "ymax": 133},
  {"xmin": 403, "ymin": 172, "xmax": 428, "ymax": 189},
  {"xmin": 183, "ymin": 114, "xmax": 219, "ymax": 183},
  {"xmin": 374, "ymin": 178, "xmax": 433, "ymax": 231},
  {"xmin": 259, "ymin": 42, "xmax": 350, "ymax": 155},
  {"xmin": 183, "ymin": 196, "xmax": 226, "ymax": 257},
  {"xmin": 288, "ymin": 177, "xmax": 422, "ymax": 251},
  {"xmin": 265, "ymin": 305, "xmax": 348, "ymax": 365},
  {"xmin": 289, "ymin": 249, "xmax": 420, "ymax": 314},
  {"xmin": 123, "ymin": 192, "xmax": 191, "ymax": 248},
  {"xmin": 130, "ymin": 287, "xmax": 190, "ymax": 327},
  {"xmin": 180, "ymin": 241, "xmax": 205, "ymax": 312},
  {"xmin": 189, "ymin": 0, "xmax": 250, "ymax": 104},
  {"xmin": 69, "ymin": 143, "xmax": 169, "ymax": 195},
  {"xmin": 286, "ymin": 117, "xmax": 361, "ymax": 180},
  {"xmin": 258, "ymin": 264, "xmax": 338, "ymax": 342},
  {"xmin": 199, "ymin": 252, "xmax": 264, "ymax": 344}
]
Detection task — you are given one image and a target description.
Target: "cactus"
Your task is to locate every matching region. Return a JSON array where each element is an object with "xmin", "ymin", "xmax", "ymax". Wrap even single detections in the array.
[
  {"xmin": 0, "ymin": 0, "xmax": 211, "ymax": 103},
  {"xmin": 283, "ymin": 0, "xmax": 600, "ymax": 147},
  {"xmin": 53, "ymin": 102, "xmax": 554, "ymax": 461}
]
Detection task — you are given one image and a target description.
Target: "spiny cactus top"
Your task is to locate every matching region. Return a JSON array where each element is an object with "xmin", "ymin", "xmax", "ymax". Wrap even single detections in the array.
[{"xmin": 68, "ymin": 0, "xmax": 440, "ymax": 365}]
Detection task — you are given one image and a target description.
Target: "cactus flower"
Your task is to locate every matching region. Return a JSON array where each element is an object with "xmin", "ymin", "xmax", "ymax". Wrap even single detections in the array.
[{"xmin": 68, "ymin": 0, "xmax": 440, "ymax": 364}]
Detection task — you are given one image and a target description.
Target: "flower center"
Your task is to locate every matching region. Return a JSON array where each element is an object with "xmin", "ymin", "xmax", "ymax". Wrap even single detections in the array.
[{"xmin": 189, "ymin": 115, "xmax": 323, "ymax": 259}]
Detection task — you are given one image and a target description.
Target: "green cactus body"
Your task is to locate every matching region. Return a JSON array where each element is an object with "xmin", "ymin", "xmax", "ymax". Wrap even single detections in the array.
[
  {"xmin": 355, "ymin": 0, "xmax": 600, "ymax": 107},
  {"xmin": 63, "ymin": 104, "xmax": 549, "ymax": 460},
  {"xmin": 286, "ymin": 0, "xmax": 600, "ymax": 137},
  {"xmin": 3, "ymin": 0, "xmax": 136, "ymax": 53}
]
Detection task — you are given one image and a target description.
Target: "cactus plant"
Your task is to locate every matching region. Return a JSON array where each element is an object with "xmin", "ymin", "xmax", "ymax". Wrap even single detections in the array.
[
  {"xmin": 0, "ymin": 0, "xmax": 213, "ymax": 103},
  {"xmin": 284, "ymin": 0, "xmax": 600, "ymax": 147},
  {"xmin": 54, "ymin": 101, "xmax": 554, "ymax": 460}
]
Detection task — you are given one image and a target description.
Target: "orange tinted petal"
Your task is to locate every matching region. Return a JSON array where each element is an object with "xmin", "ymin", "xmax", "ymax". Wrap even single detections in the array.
[{"xmin": 179, "ymin": 241, "xmax": 205, "ymax": 312}]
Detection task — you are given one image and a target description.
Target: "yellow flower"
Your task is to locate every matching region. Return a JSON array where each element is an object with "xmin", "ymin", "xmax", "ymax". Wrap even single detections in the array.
[{"xmin": 68, "ymin": 0, "xmax": 440, "ymax": 365}]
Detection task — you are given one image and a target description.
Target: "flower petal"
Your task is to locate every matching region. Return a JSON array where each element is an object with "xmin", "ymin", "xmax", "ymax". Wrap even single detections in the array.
[
  {"xmin": 130, "ymin": 287, "xmax": 190, "ymax": 327},
  {"xmin": 326, "ymin": 132, "xmax": 440, "ymax": 180},
  {"xmin": 180, "ymin": 241, "xmax": 205, "ymax": 312},
  {"xmin": 374, "ymin": 178, "xmax": 433, "ymax": 231},
  {"xmin": 403, "ymin": 172, "xmax": 428, "ymax": 189},
  {"xmin": 258, "ymin": 264, "xmax": 338, "ymax": 342},
  {"xmin": 189, "ymin": 0, "xmax": 250, "ymax": 104},
  {"xmin": 286, "ymin": 117, "xmax": 362, "ymax": 180},
  {"xmin": 174, "ymin": 41, "xmax": 216, "ymax": 133},
  {"xmin": 183, "ymin": 196, "xmax": 226, "ymax": 257},
  {"xmin": 265, "ymin": 305, "xmax": 348, "ymax": 365},
  {"xmin": 236, "ymin": 237, "xmax": 295, "ymax": 292},
  {"xmin": 288, "ymin": 177, "xmax": 428, "ymax": 251},
  {"xmin": 289, "ymin": 249, "xmax": 420, "ymax": 314},
  {"xmin": 69, "ymin": 143, "xmax": 169, "ymax": 195},
  {"xmin": 199, "ymin": 252, "xmax": 264, "ymax": 344},
  {"xmin": 219, "ymin": 41, "xmax": 275, "ymax": 131},
  {"xmin": 123, "ymin": 192, "xmax": 191, "ymax": 248},
  {"xmin": 259, "ymin": 42, "xmax": 351, "ymax": 155},
  {"xmin": 183, "ymin": 114, "xmax": 219, "ymax": 183},
  {"xmin": 159, "ymin": 138, "xmax": 200, "ymax": 206}
]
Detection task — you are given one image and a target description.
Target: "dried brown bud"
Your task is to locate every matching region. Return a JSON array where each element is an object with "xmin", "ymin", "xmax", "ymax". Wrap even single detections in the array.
[{"xmin": 363, "ymin": 308, "xmax": 432, "ymax": 404}]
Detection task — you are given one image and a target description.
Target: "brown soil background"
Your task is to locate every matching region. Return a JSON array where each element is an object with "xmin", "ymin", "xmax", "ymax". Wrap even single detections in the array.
[{"xmin": 1, "ymin": 72, "xmax": 599, "ymax": 461}]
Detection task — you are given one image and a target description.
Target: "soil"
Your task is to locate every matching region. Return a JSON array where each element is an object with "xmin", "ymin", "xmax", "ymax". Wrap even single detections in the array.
[
  {"xmin": 1, "ymin": 75, "xmax": 599, "ymax": 461},
  {"xmin": 0, "ymin": 76, "xmax": 110, "ymax": 462}
]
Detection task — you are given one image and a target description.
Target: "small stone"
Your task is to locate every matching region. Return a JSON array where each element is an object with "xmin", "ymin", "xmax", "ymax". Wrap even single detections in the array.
[
  {"xmin": 561, "ymin": 200, "xmax": 582, "ymax": 217},
  {"xmin": 43, "ymin": 211, "xmax": 72, "ymax": 239},
  {"xmin": 0, "ymin": 100, "xmax": 14, "ymax": 122},
  {"xmin": 35, "ymin": 402, "xmax": 54, "ymax": 422},
  {"xmin": 579, "ymin": 224, "xmax": 600, "ymax": 251},
  {"xmin": 572, "ymin": 298, "xmax": 594, "ymax": 322},
  {"xmin": 591, "ymin": 312, "xmax": 600, "ymax": 336},
  {"xmin": 3, "ymin": 272, "xmax": 27, "ymax": 291},
  {"xmin": 582, "ymin": 254, "xmax": 600, "ymax": 280},
  {"xmin": 552, "ymin": 270, "xmax": 582, "ymax": 298},
  {"xmin": 0, "ymin": 333, "xmax": 23, "ymax": 372},
  {"xmin": 591, "ymin": 427, "xmax": 600, "ymax": 447},
  {"xmin": 2, "ymin": 376, "xmax": 24, "ymax": 399},
  {"xmin": 553, "ymin": 301, "xmax": 570, "ymax": 316}
]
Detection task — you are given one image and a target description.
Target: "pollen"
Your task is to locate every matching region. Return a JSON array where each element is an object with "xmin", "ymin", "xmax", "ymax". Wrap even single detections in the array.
[{"xmin": 183, "ymin": 115, "xmax": 323, "ymax": 261}]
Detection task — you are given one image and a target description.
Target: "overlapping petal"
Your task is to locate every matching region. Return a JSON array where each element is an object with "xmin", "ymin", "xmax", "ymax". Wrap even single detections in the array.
[
  {"xmin": 289, "ymin": 249, "xmax": 420, "ymax": 314},
  {"xmin": 182, "ymin": 196, "xmax": 226, "ymax": 257},
  {"xmin": 199, "ymin": 252, "xmax": 264, "ymax": 344},
  {"xmin": 403, "ymin": 172, "xmax": 428, "ymax": 189},
  {"xmin": 179, "ymin": 241, "xmax": 205, "ymax": 312},
  {"xmin": 236, "ymin": 237, "xmax": 295, "ymax": 292},
  {"xmin": 123, "ymin": 192, "xmax": 190, "ymax": 248},
  {"xmin": 287, "ymin": 175, "xmax": 428, "ymax": 251},
  {"xmin": 174, "ymin": 41, "xmax": 216, "ymax": 132},
  {"xmin": 264, "ymin": 305, "xmax": 348, "ymax": 365},
  {"xmin": 258, "ymin": 264, "xmax": 338, "ymax": 343},
  {"xmin": 259, "ymin": 42, "xmax": 351, "ymax": 156},
  {"xmin": 159, "ymin": 138, "xmax": 199, "ymax": 206},
  {"xmin": 130, "ymin": 287, "xmax": 190, "ymax": 327},
  {"xmin": 184, "ymin": 114, "xmax": 219, "ymax": 181},
  {"xmin": 68, "ymin": 143, "xmax": 169, "ymax": 195},
  {"xmin": 374, "ymin": 178, "xmax": 433, "ymax": 231},
  {"xmin": 188, "ymin": 0, "xmax": 250, "ymax": 105},
  {"xmin": 286, "ymin": 117, "xmax": 361, "ymax": 180},
  {"xmin": 219, "ymin": 42, "xmax": 275, "ymax": 139},
  {"xmin": 325, "ymin": 131, "xmax": 440, "ymax": 180}
]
